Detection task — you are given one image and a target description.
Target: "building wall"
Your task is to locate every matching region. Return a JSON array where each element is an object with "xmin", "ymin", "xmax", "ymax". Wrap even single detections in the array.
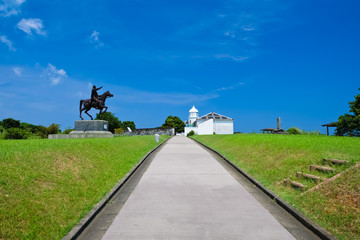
[
  {"xmin": 214, "ymin": 121, "xmax": 233, "ymax": 134},
  {"xmin": 198, "ymin": 119, "xmax": 214, "ymax": 135},
  {"xmin": 184, "ymin": 126, "xmax": 198, "ymax": 136},
  {"xmin": 185, "ymin": 117, "xmax": 234, "ymax": 135}
]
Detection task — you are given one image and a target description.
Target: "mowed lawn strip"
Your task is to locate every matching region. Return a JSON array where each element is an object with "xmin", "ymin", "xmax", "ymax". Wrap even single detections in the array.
[
  {"xmin": 192, "ymin": 134, "xmax": 360, "ymax": 240},
  {"xmin": 0, "ymin": 135, "xmax": 170, "ymax": 239}
]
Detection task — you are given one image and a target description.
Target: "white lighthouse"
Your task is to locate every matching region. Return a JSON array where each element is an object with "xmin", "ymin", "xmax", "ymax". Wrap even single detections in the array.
[
  {"xmin": 184, "ymin": 106, "xmax": 234, "ymax": 135},
  {"xmin": 188, "ymin": 106, "xmax": 199, "ymax": 126}
]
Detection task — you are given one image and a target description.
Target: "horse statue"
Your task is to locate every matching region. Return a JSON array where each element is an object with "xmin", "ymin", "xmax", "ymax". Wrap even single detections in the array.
[{"xmin": 80, "ymin": 90, "xmax": 114, "ymax": 120}]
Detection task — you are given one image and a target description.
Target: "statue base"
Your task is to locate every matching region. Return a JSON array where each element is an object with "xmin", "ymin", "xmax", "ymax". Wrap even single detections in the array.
[
  {"xmin": 73, "ymin": 120, "xmax": 110, "ymax": 132},
  {"xmin": 48, "ymin": 120, "xmax": 113, "ymax": 139}
]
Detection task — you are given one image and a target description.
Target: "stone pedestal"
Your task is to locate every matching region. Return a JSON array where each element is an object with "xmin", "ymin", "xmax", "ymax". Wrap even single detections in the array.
[
  {"xmin": 48, "ymin": 120, "xmax": 113, "ymax": 139},
  {"xmin": 72, "ymin": 120, "xmax": 110, "ymax": 132},
  {"xmin": 70, "ymin": 120, "xmax": 113, "ymax": 137}
]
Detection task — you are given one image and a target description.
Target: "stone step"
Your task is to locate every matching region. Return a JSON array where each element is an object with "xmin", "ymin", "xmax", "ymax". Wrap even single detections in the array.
[
  {"xmin": 284, "ymin": 179, "xmax": 306, "ymax": 191},
  {"xmin": 323, "ymin": 158, "xmax": 350, "ymax": 165},
  {"xmin": 296, "ymin": 172, "xmax": 322, "ymax": 183},
  {"xmin": 310, "ymin": 165, "xmax": 334, "ymax": 173}
]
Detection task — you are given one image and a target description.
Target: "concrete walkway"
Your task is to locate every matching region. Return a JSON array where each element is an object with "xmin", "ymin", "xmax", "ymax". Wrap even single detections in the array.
[{"xmin": 101, "ymin": 136, "xmax": 295, "ymax": 240}]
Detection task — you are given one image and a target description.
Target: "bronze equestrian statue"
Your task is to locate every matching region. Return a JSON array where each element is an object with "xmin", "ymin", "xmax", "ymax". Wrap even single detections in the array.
[{"xmin": 80, "ymin": 86, "xmax": 113, "ymax": 120}]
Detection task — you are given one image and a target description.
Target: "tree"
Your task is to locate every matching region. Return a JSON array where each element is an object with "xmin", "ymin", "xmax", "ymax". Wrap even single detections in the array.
[
  {"xmin": 28, "ymin": 124, "xmax": 61, "ymax": 138},
  {"xmin": 34, "ymin": 126, "xmax": 48, "ymax": 138},
  {"xmin": 95, "ymin": 112, "xmax": 122, "ymax": 133},
  {"xmin": 20, "ymin": 122, "xmax": 41, "ymax": 134},
  {"xmin": 161, "ymin": 116, "xmax": 185, "ymax": 133},
  {"xmin": 46, "ymin": 123, "xmax": 61, "ymax": 134},
  {"xmin": 2, "ymin": 118, "xmax": 20, "ymax": 129},
  {"xmin": 335, "ymin": 114, "xmax": 360, "ymax": 137},
  {"xmin": 335, "ymin": 89, "xmax": 360, "ymax": 136},
  {"xmin": 122, "ymin": 121, "xmax": 136, "ymax": 131}
]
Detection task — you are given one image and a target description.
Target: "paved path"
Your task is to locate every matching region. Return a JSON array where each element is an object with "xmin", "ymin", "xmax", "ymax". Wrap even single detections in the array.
[{"xmin": 101, "ymin": 136, "xmax": 295, "ymax": 239}]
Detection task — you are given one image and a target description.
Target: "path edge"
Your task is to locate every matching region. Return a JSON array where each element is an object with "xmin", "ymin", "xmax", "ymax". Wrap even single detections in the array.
[
  {"xmin": 191, "ymin": 137, "xmax": 337, "ymax": 240},
  {"xmin": 62, "ymin": 137, "xmax": 172, "ymax": 240}
]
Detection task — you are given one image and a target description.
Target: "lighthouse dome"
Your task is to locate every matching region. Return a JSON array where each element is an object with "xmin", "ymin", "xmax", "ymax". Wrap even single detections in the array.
[{"xmin": 189, "ymin": 106, "xmax": 198, "ymax": 113}]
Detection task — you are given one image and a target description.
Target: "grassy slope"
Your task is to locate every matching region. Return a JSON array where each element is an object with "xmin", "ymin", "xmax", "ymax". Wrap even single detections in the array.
[
  {"xmin": 192, "ymin": 134, "xmax": 360, "ymax": 240},
  {"xmin": 0, "ymin": 136, "xmax": 169, "ymax": 239}
]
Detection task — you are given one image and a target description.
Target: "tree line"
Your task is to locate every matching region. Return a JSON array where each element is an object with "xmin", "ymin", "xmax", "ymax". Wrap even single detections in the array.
[
  {"xmin": 97, "ymin": 113, "xmax": 186, "ymax": 133},
  {"xmin": 0, "ymin": 112, "xmax": 137, "ymax": 139},
  {"xmin": 0, "ymin": 118, "xmax": 62, "ymax": 139},
  {"xmin": 0, "ymin": 111, "xmax": 185, "ymax": 140},
  {"xmin": 95, "ymin": 112, "xmax": 136, "ymax": 134}
]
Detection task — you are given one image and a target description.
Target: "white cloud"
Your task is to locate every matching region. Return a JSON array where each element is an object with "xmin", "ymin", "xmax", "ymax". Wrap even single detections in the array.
[
  {"xmin": 170, "ymin": 0, "xmax": 291, "ymax": 62},
  {"xmin": 214, "ymin": 54, "xmax": 249, "ymax": 62},
  {"xmin": 90, "ymin": 30, "xmax": 104, "ymax": 48},
  {"xmin": 12, "ymin": 67, "xmax": 22, "ymax": 76},
  {"xmin": 214, "ymin": 82, "xmax": 244, "ymax": 92},
  {"xmin": 17, "ymin": 18, "xmax": 46, "ymax": 36},
  {"xmin": 15, "ymin": 0, "xmax": 26, "ymax": 4},
  {"xmin": 0, "ymin": 35, "xmax": 16, "ymax": 51},
  {"xmin": 0, "ymin": 0, "xmax": 26, "ymax": 17},
  {"xmin": 241, "ymin": 24, "xmax": 256, "ymax": 32},
  {"xmin": 224, "ymin": 31, "xmax": 235, "ymax": 38},
  {"xmin": 44, "ymin": 63, "xmax": 67, "ymax": 85}
]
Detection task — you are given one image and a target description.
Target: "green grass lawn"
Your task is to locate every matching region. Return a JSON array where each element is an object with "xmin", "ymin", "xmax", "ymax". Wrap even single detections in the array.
[
  {"xmin": 0, "ymin": 135, "xmax": 169, "ymax": 239},
  {"xmin": 192, "ymin": 134, "xmax": 360, "ymax": 240}
]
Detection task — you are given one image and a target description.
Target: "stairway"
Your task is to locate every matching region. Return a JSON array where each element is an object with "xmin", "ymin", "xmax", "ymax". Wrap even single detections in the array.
[{"xmin": 283, "ymin": 158, "xmax": 351, "ymax": 192}]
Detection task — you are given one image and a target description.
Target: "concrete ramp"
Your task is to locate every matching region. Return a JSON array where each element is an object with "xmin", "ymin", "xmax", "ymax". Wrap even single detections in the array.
[{"xmin": 102, "ymin": 136, "xmax": 295, "ymax": 239}]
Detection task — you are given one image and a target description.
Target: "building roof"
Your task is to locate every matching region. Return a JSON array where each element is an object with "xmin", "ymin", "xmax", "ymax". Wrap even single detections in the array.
[
  {"xmin": 321, "ymin": 122, "xmax": 337, "ymax": 127},
  {"xmin": 198, "ymin": 112, "xmax": 233, "ymax": 121},
  {"xmin": 189, "ymin": 106, "xmax": 198, "ymax": 113}
]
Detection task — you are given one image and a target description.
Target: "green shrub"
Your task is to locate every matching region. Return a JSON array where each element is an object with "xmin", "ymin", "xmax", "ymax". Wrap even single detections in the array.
[
  {"xmin": 62, "ymin": 128, "xmax": 74, "ymax": 134},
  {"xmin": 0, "ymin": 131, "xmax": 5, "ymax": 139},
  {"xmin": 287, "ymin": 127, "xmax": 302, "ymax": 135},
  {"xmin": 46, "ymin": 123, "xmax": 61, "ymax": 134},
  {"xmin": 35, "ymin": 126, "xmax": 48, "ymax": 138},
  {"xmin": 4, "ymin": 128, "xmax": 30, "ymax": 139},
  {"xmin": 115, "ymin": 128, "xmax": 123, "ymax": 134},
  {"xmin": 32, "ymin": 124, "xmax": 61, "ymax": 138},
  {"xmin": 303, "ymin": 130, "xmax": 321, "ymax": 135},
  {"xmin": 187, "ymin": 130, "xmax": 195, "ymax": 137}
]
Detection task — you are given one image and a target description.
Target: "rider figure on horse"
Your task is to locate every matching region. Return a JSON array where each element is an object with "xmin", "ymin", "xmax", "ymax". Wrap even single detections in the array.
[
  {"xmin": 80, "ymin": 86, "xmax": 113, "ymax": 120},
  {"xmin": 91, "ymin": 85, "xmax": 102, "ymax": 107}
]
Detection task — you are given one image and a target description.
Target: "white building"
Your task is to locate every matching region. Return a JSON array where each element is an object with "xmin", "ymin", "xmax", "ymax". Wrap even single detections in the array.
[{"xmin": 184, "ymin": 106, "xmax": 234, "ymax": 135}]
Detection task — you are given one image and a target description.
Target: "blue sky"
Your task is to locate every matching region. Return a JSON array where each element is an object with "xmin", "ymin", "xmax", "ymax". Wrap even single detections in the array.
[{"xmin": 0, "ymin": 0, "xmax": 359, "ymax": 134}]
